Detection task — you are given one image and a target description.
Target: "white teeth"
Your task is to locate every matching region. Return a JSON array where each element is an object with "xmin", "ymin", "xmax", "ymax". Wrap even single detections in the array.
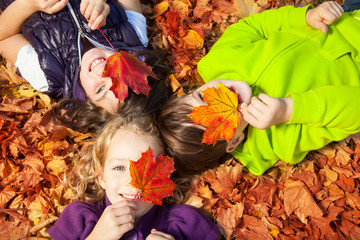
[
  {"xmin": 121, "ymin": 194, "xmax": 142, "ymax": 200},
  {"xmin": 90, "ymin": 58, "xmax": 106, "ymax": 71}
]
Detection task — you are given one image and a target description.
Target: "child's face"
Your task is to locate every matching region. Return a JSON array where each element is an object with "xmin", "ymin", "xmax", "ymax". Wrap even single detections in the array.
[
  {"xmin": 80, "ymin": 47, "xmax": 119, "ymax": 113},
  {"xmin": 182, "ymin": 78, "xmax": 252, "ymax": 146},
  {"xmin": 98, "ymin": 129, "xmax": 163, "ymax": 219}
]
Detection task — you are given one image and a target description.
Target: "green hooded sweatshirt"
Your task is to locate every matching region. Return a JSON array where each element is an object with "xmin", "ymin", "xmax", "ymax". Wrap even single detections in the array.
[{"xmin": 197, "ymin": 5, "xmax": 360, "ymax": 175}]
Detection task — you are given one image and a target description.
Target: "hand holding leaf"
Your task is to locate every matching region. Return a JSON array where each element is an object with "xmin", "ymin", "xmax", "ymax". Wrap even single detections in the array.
[
  {"xmin": 188, "ymin": 83, "xmax": 240, "ymax": 145},
  {"xmin": 129, "ymin": 147, "xmax": 176, "ymax": 205}
]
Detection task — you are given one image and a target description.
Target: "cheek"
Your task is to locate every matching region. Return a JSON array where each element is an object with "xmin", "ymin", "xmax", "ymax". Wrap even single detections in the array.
[{"xmin": 79, "ymin": 70, "xmax": 88, "ymax": 91}]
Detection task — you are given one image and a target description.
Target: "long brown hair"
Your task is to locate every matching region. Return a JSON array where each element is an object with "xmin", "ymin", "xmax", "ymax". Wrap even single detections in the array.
[
  {"xmin": 158, "ymin": 95, "xmax": 232, "ymax": 176},
  {"xmin": 66, "ymin": 112, "xmax": 191, "ymax": 205}
]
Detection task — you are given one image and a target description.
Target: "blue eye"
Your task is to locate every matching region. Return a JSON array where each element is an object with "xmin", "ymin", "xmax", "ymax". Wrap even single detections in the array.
[
  {"xmin": 113, "ymin": 166, "xmax": 125, "ymax": 171},
  {"xmin": 96, "ymin": 86, "xmax": 105, "ymax": 94}
]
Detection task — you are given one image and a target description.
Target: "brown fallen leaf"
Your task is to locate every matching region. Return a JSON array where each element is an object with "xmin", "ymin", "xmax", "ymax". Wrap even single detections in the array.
[{"xmin": 283, "ymin": 180, "xmax": 324, "ymax": 224}]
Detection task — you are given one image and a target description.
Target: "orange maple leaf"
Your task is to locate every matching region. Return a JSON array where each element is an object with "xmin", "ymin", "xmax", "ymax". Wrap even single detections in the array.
[
  {"xmin": 188, "ymin": 83, "xmax": 240, "ymax": 145},
  {"xmin": 129, "ymin": 147, "xmax": 176, "ymax": 205},
  {"xmin": 101, "ymin": 51, "xmax": 158, "ymax": 101}
]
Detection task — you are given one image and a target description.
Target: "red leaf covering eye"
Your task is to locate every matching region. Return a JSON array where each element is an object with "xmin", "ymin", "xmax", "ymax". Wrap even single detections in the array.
[
  {"xmin": 129, "ymin": 147, "xmax": 176, "ymax": 205},
  {"xmin": 101, "ymin": 51, "xmax": 158, "ymax": 101}
]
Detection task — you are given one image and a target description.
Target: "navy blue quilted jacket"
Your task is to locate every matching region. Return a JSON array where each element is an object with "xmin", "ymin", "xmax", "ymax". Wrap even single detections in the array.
[{"xmin": 0, "ymin": 0, "xmax": 146, "ymax": 99}]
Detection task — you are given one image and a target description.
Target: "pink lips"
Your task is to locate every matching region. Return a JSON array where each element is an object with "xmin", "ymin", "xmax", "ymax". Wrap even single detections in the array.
[{"xmin": 119, "ymin": 193, "xmax": 142, "ymax": 201}]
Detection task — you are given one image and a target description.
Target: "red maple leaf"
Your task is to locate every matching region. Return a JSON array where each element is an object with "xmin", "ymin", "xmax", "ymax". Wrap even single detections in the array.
[
  {"xmin": 129, "ymin": 147, "xmax": 176, "ymax": 205},
  {"xmin": 188, "ymin": 83, "xmax": 240, "ymax": 145},
  {"xmin": 165, "ymin": 11, "xmax": 180, "ymax": 37},
  {"xmin": 101, "ymin": 51, "xmax": 158, "ymax": 101}
]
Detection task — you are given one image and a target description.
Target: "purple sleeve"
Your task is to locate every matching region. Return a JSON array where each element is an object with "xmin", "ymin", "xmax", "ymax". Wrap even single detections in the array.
[
  {"xmin": 47, "ymin": 201, "xmax": 102, "ymax": 240},
  {"xmin": 167, "ymin": 205, "xmax": 219, "ymax": 240}
]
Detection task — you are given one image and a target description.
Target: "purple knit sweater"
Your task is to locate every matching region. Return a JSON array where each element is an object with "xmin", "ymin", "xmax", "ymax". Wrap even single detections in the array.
[{"xmin": 48, "ymin": 197, "xmax": 219, "ymax": 240}]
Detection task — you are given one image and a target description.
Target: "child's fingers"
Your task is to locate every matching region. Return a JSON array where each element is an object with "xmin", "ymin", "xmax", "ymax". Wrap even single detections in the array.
[
  {"xmin": 250, "ymin": 96, "xmax": 265, "ymax": 108},
  {"xmin": 113, "ymin": 213, "xmax": 135, "ymax": 226},
  {"xmin": 89, "ymin": 5, "xmax": 104, "ymax": 25},
  {"xmin": 319, "ymin": 1, "xmax": 343, "ymax": 26},
  {"xmin": 80, "ymin": 0, "xmax": 89, "ymax": 15},
  {"xmin": 328, "ymin": 1, "xmax": 343, "ymax": 17},
  {"xmin": 91, "ymin": 6, "xmax": 110, "ymax": 29},
  {"xmin": 84, "ymin": 2, "xmax": 96, "ymax": 22},
  {"xmin": 116, "ymin": 222, "xmax": 135, "ymax": 237},
  {"xmin": 91, "ymin": 16, "xmax": 105, "ymax": 30},
  {"xmin": 247, "ymin": 96, "xmax": 267, "ymax": 114},
  {"xmin": 147, "ymin": 229, "xmax": 175, "ymax": 240},
  {"xmin": 257, "ymin": 93, "xmax": 277, "ymax": 105},
  {"xmin": 111, "ymin": 200, "xmax": 138, "ymax": 210},
  {"xmin": 322, "ymin": 10, "xmax": 340, "ymax": 25},
  {"xmin": 246, "ymin": 104, "xmax": 263, "ymax": 120},
  {"xmin": 46, "ymin": 0, "xmax": 68, "ymax": 14},
  {"xmin": 241, "ymin": 107, "xmax": 261, "ymax": 129}
]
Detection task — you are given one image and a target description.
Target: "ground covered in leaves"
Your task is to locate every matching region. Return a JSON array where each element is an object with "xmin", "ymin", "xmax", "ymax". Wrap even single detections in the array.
[{"xmin": 1, "ymin": 0, "xmax": 358, "ymax": 239}]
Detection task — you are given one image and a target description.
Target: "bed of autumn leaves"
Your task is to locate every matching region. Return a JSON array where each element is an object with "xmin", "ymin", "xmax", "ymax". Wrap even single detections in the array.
[{"xmin": 1, "ymin": 0, "xmax": 359, "ymax": 239}]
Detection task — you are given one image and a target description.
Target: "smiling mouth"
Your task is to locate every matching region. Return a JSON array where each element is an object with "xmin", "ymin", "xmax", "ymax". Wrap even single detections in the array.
[
  {"xmin": 120, "ymin": 193, "xmax": 142, "ymax": 200},
  {"xmin": 89, "ymin": 58, "xmax": 106, "ymax": 72}
]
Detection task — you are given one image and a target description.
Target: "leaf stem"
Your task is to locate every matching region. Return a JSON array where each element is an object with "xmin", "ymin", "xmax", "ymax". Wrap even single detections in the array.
[
  {"xmin": 133, "ymin": 191, "xmax": 140, "ymax": 201},
  {"xmin": 97, "ymin": 27, "xmax": 117, "ymax": 53}
]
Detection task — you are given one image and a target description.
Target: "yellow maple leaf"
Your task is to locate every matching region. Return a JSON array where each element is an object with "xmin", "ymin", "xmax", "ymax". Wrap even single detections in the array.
[{"xmin": 188, "ymin": 83, "xmax": 240, "ymax": 145}]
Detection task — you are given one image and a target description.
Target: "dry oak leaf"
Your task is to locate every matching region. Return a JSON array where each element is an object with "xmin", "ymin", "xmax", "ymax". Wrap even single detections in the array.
[
  {"xmin": 151, "ymin": 1, "xmax": 169, "ymax": 19},
  {"xmin": 179, "ymin": 29, "xmax": 204, "ymax": 49},
  {"xmin": 129, "ymin": 147, "xmax": 176, "ymax": 205},
  {"xmin": 283, "ymin": 180, "xmax": 323, "ymax": 224},
  {"xmin": 170, "ymin": 0, "xmax": 192, "ymax": 20},
  {"xmin": 188, "ymin": 83, "xmax": 240, "ymax": 145},
  {"xmin": 101, "ymin": 51, "xmax": 157, "ymax": 101}
]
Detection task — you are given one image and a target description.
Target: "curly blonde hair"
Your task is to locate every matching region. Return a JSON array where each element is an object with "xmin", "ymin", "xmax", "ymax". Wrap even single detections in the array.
[{"xmin": 66, "ymin": 113, "xmax": 191, "ymax": 205}]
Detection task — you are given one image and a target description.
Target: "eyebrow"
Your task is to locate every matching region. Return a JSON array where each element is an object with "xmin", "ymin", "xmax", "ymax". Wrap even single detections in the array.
[{"xmin": 108, "ymin": 158, "xmax": 128, "ymax": 164}]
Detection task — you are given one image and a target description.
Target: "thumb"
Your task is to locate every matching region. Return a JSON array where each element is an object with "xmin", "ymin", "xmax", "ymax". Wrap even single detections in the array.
[
  {"xmin": 320, "ymin": 23, "xmax": 328, "ymax": 33},
  {"xmin": 238, "ymin": 102, "xmax": 248, "ymax": 113},
  {"xmin": 314, "ymin": 20, "xmax": 328, "ymax": 33}
]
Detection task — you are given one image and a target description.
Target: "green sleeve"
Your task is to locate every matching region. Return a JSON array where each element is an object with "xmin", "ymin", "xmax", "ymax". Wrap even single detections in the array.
[
  {"xmin": 232, "ymin": 86, "xmax": 360, "ymax": 176},
  {"xmin": 284, "ymin": 86, "xmax": 360, "ymax": 162},
  {"xmin": 197, "ymin": 5, "xmax": 311, "ymax": 82},
  {"xmin": 288, "ymin": 86, "xmax": 360, "ymax": 132}
]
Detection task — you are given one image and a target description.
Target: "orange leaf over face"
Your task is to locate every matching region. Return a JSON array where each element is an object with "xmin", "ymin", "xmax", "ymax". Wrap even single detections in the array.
[
  {"xmin": 129, "ymin": 147, "xmax": 176, "ymax": 205},
  {"xmin": 101, "ymin": 51, "xmax": 158, "ymax": 101},
  {"xmin": 188, "ymin": 83, "xmax": 240, "ymax": 145}
]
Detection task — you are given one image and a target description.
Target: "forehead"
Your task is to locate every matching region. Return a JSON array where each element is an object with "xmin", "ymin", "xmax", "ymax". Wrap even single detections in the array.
[
  {"xmin": 106, "ymin": 129, "xmax": 163, "ymax": 163},
  {"xmin": 197, "ymin": 80, "xmax": 220, "ymax": 91},
  {"xmin": 180, "ymin": 90, "xmax": 206, "ymax": 108}
]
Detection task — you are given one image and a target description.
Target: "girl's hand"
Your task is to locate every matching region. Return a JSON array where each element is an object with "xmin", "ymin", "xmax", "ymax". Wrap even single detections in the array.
[
  {"xmin": 305, "ymin": 1, "xmax": 343, "ymax": 33},
  {"xmin": 86, "ymin": 201, "xmax": 137, "ymax": 240},
  {"xmin": 146, "ymin": 229, "xmax": 175, "ymax": 240},
  {"xmin": 80, "ymin": 0, "xmax": 110, "ymax": 30},
  {"xmin": 240, "ymin": 93, "xmax": 293, "ymax": 130},
  {"xmin": 22, "ymin": 0, "xmax": 69, "ymax": 14}
]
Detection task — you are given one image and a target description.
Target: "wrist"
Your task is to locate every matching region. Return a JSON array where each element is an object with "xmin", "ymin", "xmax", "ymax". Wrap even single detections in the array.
[
  {"xmin": 305, "ymin": 8, "xmax": 313, "ymax": 26},
  {"xmin": 16, "ymin": 0, "xmax": 40, "ymax": 15},
  {"xmin": 282, "ymin": 97, "xmax": 293, "ymax": 123}
]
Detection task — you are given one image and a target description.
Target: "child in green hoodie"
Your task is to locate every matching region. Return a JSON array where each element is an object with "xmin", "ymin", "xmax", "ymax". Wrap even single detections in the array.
[{"xmin": 158, "ymin": 1, "xmax": 360, "ymax": 176}]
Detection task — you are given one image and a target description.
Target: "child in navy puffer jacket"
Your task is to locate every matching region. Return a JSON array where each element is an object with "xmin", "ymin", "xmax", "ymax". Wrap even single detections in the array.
[{"xmin": 0, "ymin": 0, "xmax": 166, "ymax": 114}]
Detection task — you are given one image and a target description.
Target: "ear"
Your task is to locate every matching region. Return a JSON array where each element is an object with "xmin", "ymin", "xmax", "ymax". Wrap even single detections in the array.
[
  {"xmin": 98, "ymin": 167, "xmax": 106, "ymax": 190},
  {"xmin": 226, "ymin": 133, "xmax": 245, "ymax": 153}
]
